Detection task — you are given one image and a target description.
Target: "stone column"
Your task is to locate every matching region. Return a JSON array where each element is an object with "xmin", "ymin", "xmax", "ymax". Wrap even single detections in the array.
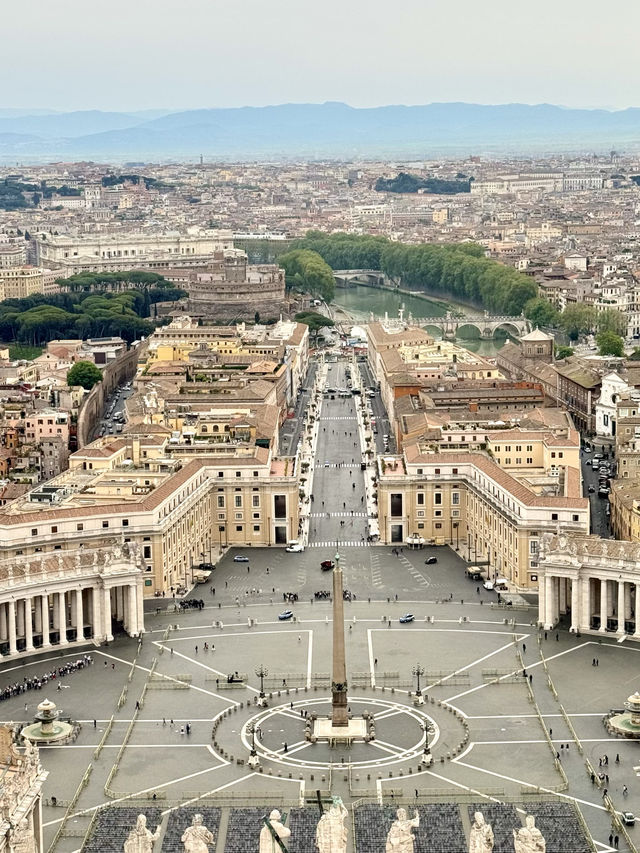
[
  {"xmin": 543, "ymin": 574, "xmax": 554, "ymax": 628},
  {"xmin": 8, "ymin": 602, "xmax": 16, "ymax": 656},
  {"xmin": 103, "ymin": 587, "xmax": 113, "ymax": 642},
  {"xmin": 634, "ymin": 584, "xmax": 640, "ymax": 639},
  {"xmin": 136, "ymin": 582, "xmax": 144, "ymax": 636},
  {"xmin": 0, "ymin": 602, "xmax": 7, "ymax": 641},
  {"xmin": 599, "ymin": 579, "xmax": 609, "ymax": 632},
  {"xmin": 58, "ymin": 592, "xmax": 68, "ymax": 645},
  {"xmin": 75, "ymin": 589, "xmax": 84, "ymax": 641},
  {"xmin": 551, "ymin": 576, "xmax": 559, "ymax": 627},
  {"xmin": 582, "ymin": 577, "xmax": 591, "ymax": 631},
  {"xmin": 625, "ymin": 583, "xmax": 633, "ymax": 621},
  {"xmin": 127, "ymin": 585, "xmax": 138, "ymax": 637},
  {"xmin": 618, "ymin": 581, "xmax": 626, "ymax": 634},
  {"xmin": 16, "ymin": 599, "xmax": 24, "ymax": 638},
  {"xmin": 24, "ymin": 598, "xmax": 34, "ymax": 652},
  {"xmin": 570, "ymin": 578, "xmax": 580, "ymax": 632},
  {"xmin": 34, "ymin": 597, "xmax": 42, "ymax": 634},
  {"xmin": 41, "ymin": 596, "xmax": 50, "ymax": 648},
  {"xmin": 91, "ymin": 586, "xmax": 100, "ymax": 640},
  {"xmin": 559, "ymin": 578, "xmax": 567, "ymax": 615}
]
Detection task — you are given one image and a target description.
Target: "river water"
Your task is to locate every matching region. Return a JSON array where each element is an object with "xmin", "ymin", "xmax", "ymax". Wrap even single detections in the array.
[{"xmin": 332, "ymin": 284, "xmax": 506, "ymax": 358}]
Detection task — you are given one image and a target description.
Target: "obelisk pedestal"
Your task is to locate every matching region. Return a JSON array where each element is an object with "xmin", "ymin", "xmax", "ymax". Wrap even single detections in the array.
[{"xmin": 312, "ymin": 551, "xmax": 369, "ymax": 744}]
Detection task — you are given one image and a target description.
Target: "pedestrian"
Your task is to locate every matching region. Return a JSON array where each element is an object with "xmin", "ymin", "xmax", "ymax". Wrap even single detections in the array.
[
  {"xmin": 614, "ymin": 835, "xmax": 619, "ymax": 849},
  {"xmin": 93, "ymin": 719, "xmax": 97, "ymax": 728},
  {"xmin": 163, "ymin": 718, "xmax": 166, "ymax": 726},
  {"xmin": 605, "ymin": 774, "xmax": 609, "ymax": 784},
  {"xmin": 195, "ymin": 646, "xmax": 198, "ymax": 654},
  {"xmin": 544, "ymin": 631, "xmax": 547, "ymax": 640},
  {"xmin": 623, "ymin": 785, "xmax": 628, "ymax": 796},
  {"xmin": 112, "ymin": 663, "xmax": 115, "ymax": 670},
  {"xmin": 283, "ymin": 742, "xmax": 288, "ymax": 753},
  {"xmin": 24, "ymin": 703, "xmax": 27, "ymax": 712},
  {"xmin": 556, "ymin": 632, "xmax": 559, "ymax": 641},
  {"xmin": 170, "ymin": 648, "xmax": 174, "ymax": 656},
  {"xmin": 596, "ymin": 658, "xmax": 599, "ymax": 666},
  {"xmin": 415, "ymin": 789, "xmax": 418, "ymax": 798},
  {"xmin": 590, "ymin": 773, "xmax": 595, "ymax": 784},
  {"xmin": 609, "ymin": 834, "xmax": 614, "ymax": 847},
  {"xmin": 529, "ymin": 674, "xmax": 533, "ymax": 683},
  {"xmin": 374, "ymin": 658, "xmax": 378, "ymax": 666},
  {"xmin": 603, "ymin": 788, "xmax": 608, "ymax": 798},
  {"xmin": 615, "ymin": 753, "xmax": 620, "ymax": 763},
  {"xmin": 549, "ymin": 728, "xmax": 552, "ymax": 738},
  {"xmin": 186, "ymin": 723, "xmax": 191, "ymax": 734},
  {"xmin": 104, "ymin": 661, "xmax": 108, "ymax": 667},
  {"xmin": 592, "ymin": 658, "xmax": 596, "ymax": 666},
  {"xmin": 522, "ymin": 643, "xmax": 526, "ymax": 654},
  {"xmin": 135, "ymin": 700, "xmax": 140, "ymax": 710}
]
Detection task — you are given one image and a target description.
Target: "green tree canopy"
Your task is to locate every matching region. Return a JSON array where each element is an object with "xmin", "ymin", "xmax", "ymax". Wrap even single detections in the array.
[
  {"xmin": 67, "ymin": 360, "xmax": 103, "ymax": 390},
  {"xmin": 523, "ymin": 297, "xmax": 559, "ymax": 328},
  {"xmin": 596, "ymin": 308, "xmax": 627, "ymax": 336},
  {"xmin": 555, "ymin": 346, "xmax": 574, "ymax": 360},
  {"xmin": 294, "ymin": 311, "xmax": 335, "ymax": 334},
  {"xmin": 596, "ymin": 330, "xmax": 624, "ymax": 357},
  {"xmin": 280, "ymin": 250, "xmax": 335, "ymax": 302},
  {"xmin": 292, "ymin": 232, "xmax": 536, "ymax": 315},
  {"xmin": 559, "ymin": 304, "xmax": 596, "ymax": 340}
]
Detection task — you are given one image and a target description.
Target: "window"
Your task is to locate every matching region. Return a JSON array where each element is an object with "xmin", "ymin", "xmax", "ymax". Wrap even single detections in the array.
[
  {"xmin": 143, "ymin": 545, "xmax": 151, "ymax": 559},
  {"xmin": 417, "ymin": 492, "xmax": 425, "ymax": 506},
  {"xmin": 217, "ymin": 495, "xmax": 225, "ymax": 508},
  {"xmin": 77, "ymin": 523, "xmax": 83, "ymax": 532},
  {"xmin": 452, "ymin": 509, "xmax": 460, "ymax": 517},
  {"xmin": 122, "ymin": 519, "xmax": 129, "ymax": 527},
  {"xmin": 51, "ymin": 526, "xmax": 58, "ymax": 534},
  {"xmin": 526, "ymin": 457, "xmax": 533, "ymax": 464},
  {"xmin": 235, "ymin": 512, "xmax": 243, "ymax": 520},
  {"xmin": 434, "ymin": 468, "xmax": 440, "ymax": 475},
  {"xmin": 434, "ymin": 492, "xmax": 442, "ymax": 505},
  {"xmin": 235, "ymin": 495, "xmax": 242, "ymax": 508},
  {"xmin": 253, "ymin": 525, "xmax": 261, "ymax": 532},
  {"xmin": 417, "ymin": 523, "xmax": 424, "ymax": 529},
  {"xmin": 526, "ymin": 445, "xmax": 532, "ymax": 452},
  {"xmin": 390, "ymin": 493, "xmax": 403, "ymax": 517},
  {"xmin": 516, "ymin": 445, "xmax": 521, "ymax": 452},
  {"xmin": 516, "ymin": 458, "xmax": 521, "ymax": 465},
  {"xmin": 505, "ymin": 458, "xmax": 511, "ymax": 465},
  {"xmin": 236, "ymin": 525, "xmax": 243, "ymax": 532},
  {"xmin": 551, "ymin": 513, "xmax": 558, "ymax": 521},
  {"xmin": 572, "ymin": 514, "xmax": 579, "ymax": 522},
  {"xmin": 435, "ymin": 510, "xmax": 442, "ymax": 517},
  {"xmin": 417, "ymin": 468, "xmax": 423, "ymax": 475},
  {"xmin": 31, "ymin": 528, "xmax": 37, "ymax": 536},
  {"xmin": 102, "ymin": 520, "xmax": 109, "ymax": 528},
  {"xmin": 217, "ymin": 471, "xmax": 223, "ymax": 478},
  {"xmin": 236, "ymin": 471, "xmax": 241, "ymax": 478},
  {"xmin": 252, "ymin": 495, "xmax": 260, "ymax": 507},
  {"xmin": 452, "ymin": 468, "xmax": 458, "ymax": 475},
  {"xmin": 253, "ymin": 471, "xmax": 259, "ymax": 477},
  {"xmin": 435, "ymin": 522, "xmax": 442, "ymax": 529},
  {"xmin": 452, "ymin": 492, "xmax": 460, "ymax": 505}
]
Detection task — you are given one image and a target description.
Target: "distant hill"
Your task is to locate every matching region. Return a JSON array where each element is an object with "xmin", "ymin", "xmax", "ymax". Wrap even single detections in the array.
[{"xmin": 1, "ymin": 102, "xmax": 640, "ymax": 161}]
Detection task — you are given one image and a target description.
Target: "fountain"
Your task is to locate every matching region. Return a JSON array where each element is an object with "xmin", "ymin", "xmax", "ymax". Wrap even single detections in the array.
[
  {"xmin": 605, "ymin": 691, "xmax": 640, "ymax": 739},
  {"xmin": 21, "ymin": 698, "xmax": 75, "ymax": 744}
]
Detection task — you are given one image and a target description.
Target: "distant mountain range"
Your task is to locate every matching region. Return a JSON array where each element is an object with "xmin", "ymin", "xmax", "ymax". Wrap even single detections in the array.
[{"xmin": 1, "ymin": 102, "xmax": 640, "ymax": 162}]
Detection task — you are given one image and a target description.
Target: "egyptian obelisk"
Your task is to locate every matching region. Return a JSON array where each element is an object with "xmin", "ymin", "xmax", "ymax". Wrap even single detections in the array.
[{"xmin": 331, "ymin": 552, "xmax": 349, "ymax": 727}]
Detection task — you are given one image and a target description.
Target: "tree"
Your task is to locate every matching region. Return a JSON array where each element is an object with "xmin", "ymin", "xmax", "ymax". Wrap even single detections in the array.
[
  {"xmin": 596, "ymin": 308, "xmax": 627, "ymax": 336},
  {"xmin": 280, "ymin": 250, "xmax": 335, "ymax": 302},
  {"xmin": 294, "ymin": 311, "xmax": 335, "ymax": 338},
  {"xmin": 629, "ymin": 347, "xmax": 640, "ymax": 361},
  {"xmin": 560, "ymin": 304, "xmax": 596, "ymax": 340},
  {"xmin": 555, "ymin": 346, "xmax": 574, "ymax": 360},
  {"xmin": 67, "ymin": 360, "xmax": 103, "ymax": 390},
  {"xmin": 524, "ymin": 297, "xmax": 559, "ymax": 328},
  {"xmin": 596, "ymin": 331, "xmax": 624, "ymax": 357}
]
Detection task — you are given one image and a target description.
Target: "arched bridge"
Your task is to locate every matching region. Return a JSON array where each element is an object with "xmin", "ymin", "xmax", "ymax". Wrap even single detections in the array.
[
  {"xmin": 422, "ymin": 313, "xmax": 532, "ymax": 340},
  {"xmin": 333, "ymin": 269, "xmax": 389, "ymax": 287}
]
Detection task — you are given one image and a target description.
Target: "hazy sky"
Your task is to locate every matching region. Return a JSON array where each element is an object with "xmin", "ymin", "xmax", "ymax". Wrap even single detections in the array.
[{"xmin": 4, "ymin": 0, "xmax": 640, "ymax": 112}]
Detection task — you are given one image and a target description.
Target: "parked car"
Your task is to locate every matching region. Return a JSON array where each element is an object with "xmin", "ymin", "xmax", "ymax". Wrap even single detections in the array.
[
  {"xmin": 321, "ymin": 560, "xmax": 335, "ymax": 570},
  {"xmin": 588, "ymin": 485, "xmax": 595, "ymax": 493},
  {"xmin": 425, "ymin": 557, "xmax": 438, "ymax": 565},
  {"xmin": 286, "ymin": 542, "xmax": 304, "ymax": 553},
  {"xmin": 483, "ymin": 580, "xmax": 495, "ymax": 590},
  {"xmin": 278, "ymin": 610, "xmax": 294, "ymax": 620},
  {"xmin": 622, "ymin": 812, "xmax": 635, "ymax": 826},
  {"xmin": 399, "ymin": 613, "xmax": 415, "ymax": 623},
  {"xmin": 233, "ymin": 555, "xmax": 250, "ymax": 562}
]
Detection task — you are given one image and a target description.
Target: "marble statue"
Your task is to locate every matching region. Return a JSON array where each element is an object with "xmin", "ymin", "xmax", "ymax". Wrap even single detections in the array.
[
  {"xmin": 468, "ymin": 812, "xmax": 493, "ymax": 853},
  {"xmin": 124, "ymin": 814, "xmax": 161, "ymax": 853},
  {"xmin": 385, "ymin": 808, "xmax": 419, "ymax": 853},
  {"xmin": 513, "ymin": 815, "xmax": 545, "ymax": 853},
  {"xmin": 316, "ymin": 796, "xmax": 348, "ymax": 853},
  {"xmin": 181, "ymin": 814, "xmax": 214, "ymax": 853},
  {"xmin": 259, "ymin": 810, "xmax": 291, "ymax": 853}
]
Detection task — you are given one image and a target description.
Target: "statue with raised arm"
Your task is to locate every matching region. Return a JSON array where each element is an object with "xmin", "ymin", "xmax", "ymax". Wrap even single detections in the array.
[
  {"xmin": 259, "ymin": 809, "xmax": 291, "ymax": 853},
  {"xmin": 513, "ymin": 815, "xmax": 545, "ymax": 853},
  {"xmin": 385, "ymin": 808, "xmax": 419, "ymax": 853},
  {"xmin": 469, "ymin": 812, "xmax": 493, "ymax": 853},
  {"xmin": 124, "ymin": 814, "xmax": 161, "ymax": 853},
  {"xmin": 316, "ymin": 797, "xmax": 348, "ymax": 853},
  {"xmin": 181, "ymin": 814, "xmax": 214, "ymax": 853}
]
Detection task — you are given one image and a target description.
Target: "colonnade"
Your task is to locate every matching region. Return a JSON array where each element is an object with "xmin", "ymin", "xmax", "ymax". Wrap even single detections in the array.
[
  {"xmin": 0, "ymin": 582, "xmax": 143, "ymax": 658},
  {"xmin": 540, "ymin": 573, "xmax": 640, "ymax": 637}
]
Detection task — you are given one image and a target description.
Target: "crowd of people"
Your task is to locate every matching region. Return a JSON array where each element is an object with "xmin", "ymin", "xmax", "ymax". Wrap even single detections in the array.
[
  {"xmin": 0, "ymin": 654, "xmax": 94, "ymax": 702},
  {"xmin": 178, "ymin": 598, "xmax": 205, "ymax": 610}
]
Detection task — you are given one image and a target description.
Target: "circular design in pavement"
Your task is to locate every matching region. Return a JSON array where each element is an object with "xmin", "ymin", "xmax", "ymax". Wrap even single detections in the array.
[{"xmin": 239, "ymin": 695, "xmax": 444, "ymax": 769}]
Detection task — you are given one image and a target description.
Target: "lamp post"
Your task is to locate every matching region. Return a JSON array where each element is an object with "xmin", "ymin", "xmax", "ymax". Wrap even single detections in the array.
[
  {"xmin": 218, "ymin": 525, "xmax": 225, "ymax": 554},
  {"xmin": 453, "ymin": 522, "xmax": 459, "ymax": 551},
  {"xmin": 421, "ymin": 719, "xmax": 433, "ymax": 766},
  {"xmin": 247, "ymin": 721, "xmax": 260, "ymax": 769},
  {"xmin": 412, "ymin": 663, "xmax": 426, "ymax": 698},
  {"xmin": 255, "ymin": 664, "xmax": 269, "ymax": 706}
]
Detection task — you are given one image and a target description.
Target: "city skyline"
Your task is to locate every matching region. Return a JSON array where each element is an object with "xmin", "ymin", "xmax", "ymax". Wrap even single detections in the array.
[{"xmin": 2, "ymin": 0, "xmax": 639, "ymax": 112}]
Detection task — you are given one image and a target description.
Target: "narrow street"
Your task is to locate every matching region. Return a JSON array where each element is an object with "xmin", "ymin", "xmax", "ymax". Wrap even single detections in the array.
[{"xmin": 308, "ymin": 361, "xmax": 369, "ymax": 547}]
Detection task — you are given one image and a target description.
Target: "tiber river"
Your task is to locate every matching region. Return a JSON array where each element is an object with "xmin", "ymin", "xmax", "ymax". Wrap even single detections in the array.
[{"xmin": 331, "ymin": 284, "xmax": 507, "ymax": 358}]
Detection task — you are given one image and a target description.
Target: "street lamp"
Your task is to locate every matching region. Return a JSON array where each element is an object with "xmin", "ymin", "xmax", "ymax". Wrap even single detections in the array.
[
  {"xmin": 412, "ymin": 663, "xmax": 426, "ymax": 697},
  {"xmin": 453, "ymin": 522, "xmax": 459, "ymax": 551},
  {"xmin": 421, "ymin": 719, "xmax": 433, "ymax": 766},
  {"xmin": 255, "ymin": 664, "xmax": 269, "ymax": 705},
  {"xmin": 247, "ymin": 721, "xmax": 260, "ymax": 769}
]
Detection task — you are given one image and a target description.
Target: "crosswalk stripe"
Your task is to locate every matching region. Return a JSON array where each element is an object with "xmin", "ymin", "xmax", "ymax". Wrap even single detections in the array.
[
  {"xmin": 309, "ymin": 512, "xmax": 367, "ymax": 518},
  {"xmin": 307, "ymin": 541, "xmax": 372, "ymax": 548}
]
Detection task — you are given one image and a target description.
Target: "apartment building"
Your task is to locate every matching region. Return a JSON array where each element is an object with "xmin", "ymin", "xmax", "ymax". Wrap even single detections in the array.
[
  {"xmin": 0, "ymin": 430, "xmax": 299, "ymax": 597},
  {"xmin": 377, "ymin": 441, "xmax": 588, "ymax": 588}
]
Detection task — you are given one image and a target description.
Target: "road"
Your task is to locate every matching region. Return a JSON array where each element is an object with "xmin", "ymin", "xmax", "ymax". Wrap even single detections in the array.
[
  {"xmin": 89, "ymin": 379, "xmax": 134, "ymax": 441},
  {"xmin": 278, "ymin": 362, "xmax": 317, "ymax": 454},
  {"xmin": 357, "ymin": 357, "xmax": 395, "ymax": 453},
  {"xmin": 581, "ymin": 449, "xmax": 611, "ymax": 538}
]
